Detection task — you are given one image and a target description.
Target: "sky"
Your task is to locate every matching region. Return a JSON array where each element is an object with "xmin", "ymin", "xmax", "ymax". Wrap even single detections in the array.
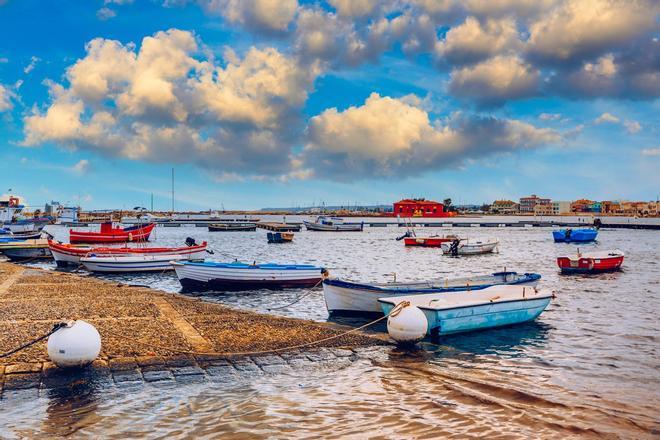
[{"xmin": 0, "ymin": 0, "xmax": 658, "ymax": 211}]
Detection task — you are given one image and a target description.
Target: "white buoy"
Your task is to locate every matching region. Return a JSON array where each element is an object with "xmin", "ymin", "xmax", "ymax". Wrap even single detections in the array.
[
  {"xmin": 47, "ymin": 320, "xmax": 101, "ymax": 368},
  {"xmin": 387, "ymin": 305, "xmax": 428, "ymax": 344}
]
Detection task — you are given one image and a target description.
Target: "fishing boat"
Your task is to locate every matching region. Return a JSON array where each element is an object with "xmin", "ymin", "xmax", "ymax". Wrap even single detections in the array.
[
  {"xmin": 172, "ymin": 260, "xmax": 328, "ymax": 291},
  {"xmin": 552, "ymin": 228, "xmax": 598, "ymax": 243},
  {"xmin": 379, "ymin": 285, "xmax": 554, "ymax": 337},
  {"xmin": 0, "ymin": 230, "xmax": 43, "ymax": 242},
  {"xmin": 69, "ymin": 222, "xmax": 156, "ymax": 244},
  {"xmin": 323, "ymin": 271, "xmax": 541, "ymax": 314},
  {"xmin": 303, "ymin": 216, "xmax": 363, "ymax": 232},
  {"xmin": 0, "ymin": 239, "xmax": 52, "ymax": 261},
  {"xmin": 440, "ymin": 238, "xmax": 499, "ymax": 255},
  {"xmin": 48, "ymin": 238, "xmax": 209, "ymax": 266},
  {"xmin": 208, "ymin": 223, "xmax": 256, "ymax": 232},
  {"xmin": 557, "ymin": 249, "xmax": 624, "ymax": 273},
  {"xmin": 403, "ymin": 235, "xmax": 460, "ymax": 247},
  {"xmin": 267, "ymin": 232, "xmax": 294, "ymax": 243},
  {"xmin": 80, "ymin": 253, "xmax": 202, "ymax": 273}
]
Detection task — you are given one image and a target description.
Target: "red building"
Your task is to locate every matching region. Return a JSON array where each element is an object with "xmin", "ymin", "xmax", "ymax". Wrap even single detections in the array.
[{"xmin": 393, "ymin": 199, "xmax": 452, "ymax": 217}]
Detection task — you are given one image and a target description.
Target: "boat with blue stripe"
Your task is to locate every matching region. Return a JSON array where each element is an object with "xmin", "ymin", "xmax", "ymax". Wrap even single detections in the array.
[
  {"xmin": 80, "ymin": 253, "xmax": 204, "ymax": 273},
  {"xmin": 553, "ymin": 228, "xmax": 598, "ymax": 242}
]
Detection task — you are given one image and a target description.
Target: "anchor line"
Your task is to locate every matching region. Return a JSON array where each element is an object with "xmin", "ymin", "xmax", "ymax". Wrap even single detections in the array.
[
  {"xmin": 0, "ymin": 322, "xmax": 67, "ymax": 359},
  {"xmin": 267, "ymin": 278, "xmax": 324, "ymax": 311}
]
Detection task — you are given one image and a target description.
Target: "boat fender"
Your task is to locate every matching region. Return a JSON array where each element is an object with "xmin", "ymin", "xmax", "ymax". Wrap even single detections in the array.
[
  {"xmin": 387, "ymin": 302, "xmax": 427, "ymax": 344},
  {"xmin": 128, "ymin": 232, "xmax": 133, "ymax": 242},
  {"xmin": 47, "ymin": 320, "xmax": 101, "ymax": 368}
]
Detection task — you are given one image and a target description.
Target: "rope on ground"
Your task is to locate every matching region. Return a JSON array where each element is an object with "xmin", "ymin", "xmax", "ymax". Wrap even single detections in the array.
[
  {"xmin": 0, "ymin": 322, "xmax": 67, "ymax": 359},
  {"xmin": 102, "ymin": 301, "xmax": 409, "ymax": 358},
  {"xmin": 267, "ymin": 278, "xmax": 324, "ymax": 311}
]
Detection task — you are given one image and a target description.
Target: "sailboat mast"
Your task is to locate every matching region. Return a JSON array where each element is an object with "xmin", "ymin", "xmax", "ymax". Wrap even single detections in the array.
[{"xmin": 171, "ymin": 168, "xmax": 175, "ymax": 213}]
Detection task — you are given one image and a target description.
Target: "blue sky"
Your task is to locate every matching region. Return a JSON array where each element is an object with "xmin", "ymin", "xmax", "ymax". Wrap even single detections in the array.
[{"xmin": 0, "ymin": 0, "xmax": 658, "ymax": 210}]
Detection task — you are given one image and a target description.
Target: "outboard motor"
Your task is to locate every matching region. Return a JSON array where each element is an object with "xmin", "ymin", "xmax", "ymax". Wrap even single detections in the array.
[
  {"xmin": 593, "ymin": 218, "xmax": 602, "ymax": 230},
  {"xmin": 449, "ymin": 239, "xmax": 460, "ymax": 256},
  {"xmin": 185, "ymin": 237, "xmax": 197, "ymax": 247}
]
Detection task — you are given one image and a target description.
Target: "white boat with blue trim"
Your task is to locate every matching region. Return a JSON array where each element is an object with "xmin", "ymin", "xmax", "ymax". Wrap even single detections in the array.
[
  {"xmin": 323, "ymin": 271, "xmax": 541, "ymax": 314},
  {"xmin": 303, "ymin": 216, "xmax": 363, "ymax": 232},
  {"xmin": 80, "ymin": 253, "xmax": 203, "ymax": 273},
  {"xmin": 378, "ymin": 285, "xmax": 554, "ymax": 337},
  {"xmin": 172, "ymin": 260, "xmax": 328, "ymax": 291}
]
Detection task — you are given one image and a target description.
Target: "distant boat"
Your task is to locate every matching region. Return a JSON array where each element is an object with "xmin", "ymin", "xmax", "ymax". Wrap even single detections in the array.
[
  {"xmin": 379, "ymin": 285, "xmax": 554, "ymax": 337},
  {"xmin": 121, "ymin": 213, "xmax": 172, "ymax": 224},
  {"xmin": 172, "ymin": 260, "xmax": 327, "ymax": 291},
  {"xmin": 208, "ymin": 223, "xmax": 256, "ymax": 232},
  {"xmin": 48, "ymin": 239, "xmax": 209, "ymax": 266},
  {"xmin": 303, "ymin": 216, "xmax": 363, "ymax": 231},
  {"xmin": 323, "ymin": 271, "xmax": 541, "ymax": 314},
  {"xmin": 80, "ymin": 253, "xmax": 202, "ymax": 273},
  {"xmin": 557, "ymin": 249, "xmax": 624, "ymax": 273},
  {"xmin": 267, "ymin": 232, "xmax": 294, "ymax": 243},
  {"xmin": 440, "ymin": 238, "xmax": 499, "ymax": 255},
  {"xmin": 403, "ymin": 235, "xmax": 461, "ymax": 247},
  {"xmin": 69, "ymin": 222, "xmax": 156, "ymax": 244},
  {"xmin": 0, "ymin": 239, "xmax": 52, "ymax": 261},
  {"xmin": 552, "ymin": 228, "xmax": 598, "ymax": 243},
  {"xmin": 0, "ymin": 229, "xmax": 42, "ymax": 241}
]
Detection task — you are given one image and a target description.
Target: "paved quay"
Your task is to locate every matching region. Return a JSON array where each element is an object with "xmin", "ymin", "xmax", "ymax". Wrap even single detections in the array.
[{"xmin": 0, "ymin": 262, "xmax": 386, "ymax": 393}]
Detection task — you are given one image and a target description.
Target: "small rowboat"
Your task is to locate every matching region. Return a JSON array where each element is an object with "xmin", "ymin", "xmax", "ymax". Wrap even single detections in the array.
[
  {"xmin": 440, "ymin": 238, "xmax": 498, "ymax": 255},
  {"xmin": 0, "ymin": 239, "xmax": 52, "ymax": 261},
  {"xmin": 557, "ymin": 249, "xmax": 624, "ymax": 273},
  {"xmin": 379, "ymin": 285, "xmax": 554, "ymax": 337},
  {"xmin": 48, "ymin": 239, "xmax": 209, "ymax": 266},
  {"xmin": 323, "ymin": 271, "xmax": 541, "ymax": 314},
  {"xmin": 267, "ymin": 232, "xmax": 294, "ymax": 243},
  {"xmin": 208, "ymin": 223, "xmax": 256, "ymax": 232},
  {"xmin": 552, "ymin": 228, "xmax": 598, "ymax": 243},
  {"xmin": 303, "ymin": 216, "xmax": 363, "ymax": 232},
  {"xmin": 172, "ymin": 261, "xmax": 328, "ymax": 291},
  {"xmin": 70, "ymin": 222, "xmax": 155, "ymax": 244},
  {"xmin": 80, "ymin": 253, "xmax": 202, "ymax": 273},
  {"xmin": 403, "ymin": 235, "xmax": 460, "ymax": 247}
]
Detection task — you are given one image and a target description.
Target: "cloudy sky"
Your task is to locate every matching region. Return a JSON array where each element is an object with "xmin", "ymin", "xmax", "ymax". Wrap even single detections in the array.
[{"xmin": 0, "ymin": 0, "xmax": 658, "ymax": 210}]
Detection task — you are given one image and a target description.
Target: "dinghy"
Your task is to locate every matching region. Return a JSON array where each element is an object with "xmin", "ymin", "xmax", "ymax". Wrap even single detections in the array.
[
  {"xmin": 552, "ymin": 228, "xmax": 598, "ymax": 243},
  {"xmin": 208, "ymin": 223, "xmax": 256, "ymax": 232},
  {"xmin": 70, "ymin": 222, "xmax": 156, "ymax": 244},
  {"xmin": 440, "ymin": 238, "xmax": 499, "ymax": 255},
  {"xmin": 557, "ymin": 249, "xmax": 624, "ymax": 273},
  {"xmin": 323, "ymin": 271, "xmax": 541, "ymax": 314},
  {"xmin": 80, "ymin": 253, "xmax": 202, "ymax": 273},
  {"xmin": 172, "ymin": 260, "xmax": 328, "ymax": 291},
  {"xmin": 379, "ymin": 285, "xmax": 554, "ymax": 338},
  {"xmin": 267, "ymin": 232, "xmax": 294, "ymax": 243},
  {"xmin": 0, "ymin": 239, "xmax": 52, "ymax": 261},
  {"xmin": 403, "ymin": 235, "xmax": 460, "ymax": 247},
  {"xmin": 48, "ymin": 239, "xmax": 209, "ymax": 266},
  {"xmin": 303, "ymin": 216, "xmax": 363, "ymax": 232}
]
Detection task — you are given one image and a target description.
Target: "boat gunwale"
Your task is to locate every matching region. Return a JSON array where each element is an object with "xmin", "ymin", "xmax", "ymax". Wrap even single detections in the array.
[{"xmin": 378, "ymin": 291, "xmax": 553, "ymax": 313}]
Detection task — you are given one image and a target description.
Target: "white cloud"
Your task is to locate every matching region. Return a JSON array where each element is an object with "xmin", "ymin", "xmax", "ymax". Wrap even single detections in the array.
[
  {"xmin": 624, "ymin": 120, "xmax": 641, "ymax": 134},
  {"xmin": 201, "ymin": 0, "xmax": 298, "ymax": 32},
  {"xmin": 328, "ymin": 0, "xmax": 379, "ymax": 18},
  {"xmin": 23, "ymin": 56, "xmax": 40, "ymax": 74},
  {"xmin": 641, "ymin": 148, "xmax": 660, "ymax": 157},
  {"xmin": 0, "ymin": 83, "xmax": 14, "ymax": 111},
  {"xmin": 539, "ymin": 113, "xmax": 561, "ymax": 121},
  {"xmin": 96, "ymin": 7, "xmax": 117, "ymax": 20},
  {"xmin": 594, "ymin": 112, "xmax": 619, "ymax": 124},
  {"xmin": 71, "ymin": 159, "xmax": 91, "ymax": 174}
]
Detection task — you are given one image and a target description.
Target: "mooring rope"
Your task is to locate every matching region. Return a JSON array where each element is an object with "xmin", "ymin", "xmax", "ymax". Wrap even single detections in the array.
[
  {"xmin": 0, "ymin": 322, "xmax": 67, "ymax": 359},
  {"xmin": 267, "ymin": 278, "xmax": 324, "ymax": 311}
]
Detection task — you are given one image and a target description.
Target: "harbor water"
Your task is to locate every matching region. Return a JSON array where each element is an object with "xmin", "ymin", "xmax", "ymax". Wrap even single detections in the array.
[{"xmin": 4, "ymin": 224, "xmax": 659, "ymax": 438}]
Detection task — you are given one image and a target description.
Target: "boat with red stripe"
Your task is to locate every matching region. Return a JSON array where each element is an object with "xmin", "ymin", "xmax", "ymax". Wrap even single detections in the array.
[
  {"xmin": 557, "ymin": 249, "xmax": 624, "ymax": 273},
  {"xmin": 69, "ymin": 222, "xmax": 156, "ymax": 244}
]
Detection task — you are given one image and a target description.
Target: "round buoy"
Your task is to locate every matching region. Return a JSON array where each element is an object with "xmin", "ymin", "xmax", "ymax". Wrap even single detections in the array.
[
  {"xmin": 47, "ymin": 320, "xmax": 101, "ymax": 368},
  {"xmin": 387, "ymin": 305, "xmax": 428, "ymax": 344}
]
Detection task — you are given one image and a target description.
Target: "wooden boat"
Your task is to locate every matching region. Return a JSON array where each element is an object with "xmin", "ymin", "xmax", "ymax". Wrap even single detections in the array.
[
  {"xmin": 557, "ymin": 249, "xmax": 624, "ymax": 273},
  {"xmin": 172, "ymin": 261, "xmax": 328, "ymax": 291},
  {"xmin": 208, "ymin": 223, "xmax": 256, "ymax": 232},
  {"xmin": 303, "ymin": 216, "xmax": 363, "ymax": 232},
  {"xmin": 440, "ymin": 238, "xmax": 499, "ymax": 255},
  {"xmin": 323, "ymin": 272, "xmax": 541, "ymax": 314},
  {"xmin": 379, "ymin": 285, "xmax": 554, "ymax": 337},
  {"xmin": 267, "ymin": 232, "xmax": 294, "ymax": 243},
  {"xmin": 403, "ymin": 235, "xmax": 460, "ymax": 247},
  {"xmin": 48, "ymin": 239, "xmax": 209, "ymax": 266},
  {"xmin": 69, "ymin": 222, "xmax": 156, "ymax": 244},
  {"xmin": 0, "ymin": 231, "xmax": 43, "ymax": 242},
  {"xmin": 0, "ymin": 239, "xmax": 52, "ymax": 260},
  {"xmin": 80, "ymin": 253, "xmax": 202, "ymax": 273},
  {"xmin": 552, "ymin": 228, "xmax": 598, "ymax": 243}
]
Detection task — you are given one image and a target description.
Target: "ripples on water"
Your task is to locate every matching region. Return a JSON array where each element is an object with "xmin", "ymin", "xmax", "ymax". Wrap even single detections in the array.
[{"xmin": 5, "ymin": 223, "xmax": 659, "ymax": 438}]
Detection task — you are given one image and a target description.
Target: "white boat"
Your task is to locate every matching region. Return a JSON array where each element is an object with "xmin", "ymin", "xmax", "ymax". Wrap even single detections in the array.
[
  {"xmin": 79, "ymin": 253, "xmax": 202, "ymax": 273},
  {"xmin": 440, "ymin": 238, "xmax": 499, "ymax": 255},
  {"xmin": 379, "ymin": 285, "xmax": 554, "ymax": 337},
  {"xmin": 172, "ymin": 261, "xmax": 327, "ymax": 291},
  {"xmin": 303, "ymin": 216, "xmax": 363, "ymax": 232},
  {"xmin": 323, "ymin": 272, "xmax": 541, "ymax": 314}
]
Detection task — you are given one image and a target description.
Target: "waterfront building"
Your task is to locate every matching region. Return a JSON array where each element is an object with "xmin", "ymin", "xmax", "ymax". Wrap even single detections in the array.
[
  {"xmin": 571, "ymin": 199, "xmax": 595, "ymax": 213},
  {"xmin": 519, "ymin": 194, "xmax": 551, "ymax": 213},
  {"xmin": 490, "ymin": 200, "xmax": 519, "ymax": 214},
  {"xmin": 551, "ymin": 201, "xmax": 572, "ymax": 215},
  {"xmin": 393, "ymin": 198, "xmax": 451, "ymax": 217},
  {"xmin": 534, "ymin": 204, "xmax": 553, "ymax": 215}
]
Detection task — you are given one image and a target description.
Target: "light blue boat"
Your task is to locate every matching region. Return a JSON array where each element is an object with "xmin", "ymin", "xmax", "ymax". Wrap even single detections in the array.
[
  {"xmin": 379, "ymin": 285, "xmax": 553, "ymax": 337},
  {"xmin": 552, "ymin": 228, "xmax": 598, "ymax": 243}
]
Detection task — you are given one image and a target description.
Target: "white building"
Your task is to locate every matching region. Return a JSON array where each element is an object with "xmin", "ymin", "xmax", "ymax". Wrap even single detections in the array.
[{"xmin": 552, "ymin": 201, "xmax": 571, "ymax": 215}]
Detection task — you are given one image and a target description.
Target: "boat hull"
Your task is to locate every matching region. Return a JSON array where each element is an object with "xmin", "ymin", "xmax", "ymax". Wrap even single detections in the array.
[
  {"xmin": 403, "ymin": 237, "xmax": 452, "ymax": 247},
  {"xmin": 323, "ymin": 272, "xmax": 541, "ymax": 314},
  {"xmin": 2, "ymin": 247, "xmax": 52, "ymax": 260},
  {"xmin": 208, "ymin": 223, "xmax": 256, "ymax": 231},
  {"xmin": 80, "ymin": 253, "xmax": 202, "ymax": 273},
  {"xmin": 557, "ymin": 254, "xmax": 624, "ymax": 273},
  {"xmin": 69, "ymin": 223, "xmax": 156, "ymax": 244},
  {"xmin": 303, "ymin": 221, "xmax": 363, "ymax": 232},
  {"xmin": 440, "ymin": 240, "xmax": 498, "ymax": 255},
  {"xmin": 552, "ymin": 229, "xmax": 598, "ymax": 243}
]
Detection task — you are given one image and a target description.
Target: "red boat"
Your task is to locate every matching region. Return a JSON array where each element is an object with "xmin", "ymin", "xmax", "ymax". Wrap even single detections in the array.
[
  {"xmin": 557, "ymin": 249, "xmax": 624, "ymax": 273},
  {"xmin": 69, "ymin": 222, "xmax": 156, "ymax": 244},
  {"xmin": 404, "ymin": 235, "xmax": 460, "ymax": 247}
]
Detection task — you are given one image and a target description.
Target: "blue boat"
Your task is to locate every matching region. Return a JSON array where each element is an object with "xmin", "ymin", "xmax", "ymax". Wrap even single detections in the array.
[
  {"xmin": 552, "ymin": 228, "xmax": 598, "ymax": 242},
  {"xmin": 379, "ymin": 285, "xmax": 553, "ymax": 337}
]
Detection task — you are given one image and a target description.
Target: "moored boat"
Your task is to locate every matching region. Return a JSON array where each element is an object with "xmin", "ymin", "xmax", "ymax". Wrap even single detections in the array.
[
  {"xmin": 48, "ymin": 239, "xmax": 209, "ymax": 266},
  {"xmin": 379, "ymin": 285, "xmax": 554, "ymax": 337},
  {"xmin": 440, "ymin": 238, "xmax": 499, "ymax": 255},
  {"xmin": 208, "ymin": 223, "xmax": 256, "ymax": 232},
  {"xmin": 552, "ymin": 228, "xmax": 598, "ymax": 243},
  {"xmin": 303, "ymin": 216, "xmax": 363, "ymax": 232},
  {"xmin": 323, "ymin": 271, "xmax": 541, "ymax": 314},
  {"xmin": 557, "ymin": 249, "xmax": 624, "ymax": 273},
  {"xmin": 80, "ymin": 253, "xmax": 202, "ymax": 273},
  {"xmin": 403, "ymin": 235, "xmax": 460, "ymax": 247},
  {"xmin": 69, "ymin": 222, "xmax": 156, "ymax": 244},
  {"xmin": 172, "ymin": 261, "xmax": 328, "ymax": 291},
  {"xmin": 0, "ymin": 239, "xmax": 52, "ymax": 261},
  {"xmin": 267, "ymin": 232, "xmax": 294, "ymax": 243}
]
